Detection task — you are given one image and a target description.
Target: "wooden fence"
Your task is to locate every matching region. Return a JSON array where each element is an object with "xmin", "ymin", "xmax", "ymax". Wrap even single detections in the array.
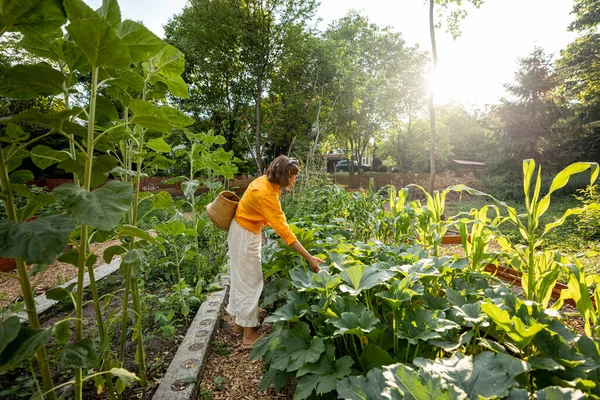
[{"xmin": 32, "ymin": 176, "xmax": 255, "ymax": 196}]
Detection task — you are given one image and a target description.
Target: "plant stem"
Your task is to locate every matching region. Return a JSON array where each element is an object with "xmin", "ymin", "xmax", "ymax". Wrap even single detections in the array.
[
  {"xmin": 127, "ymin": 123, "xmax": 147, "ymax": 386},
  {"xmin": 0, "ymin": 151, "xmax": 57, "ymax": 400},
  {"xmin": 131, "ymin": 279, "xmax": 147, "ymax": 386}
]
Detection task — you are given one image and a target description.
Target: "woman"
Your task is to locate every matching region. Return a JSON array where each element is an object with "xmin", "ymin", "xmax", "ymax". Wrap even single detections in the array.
[{"xmin": 226, "ymin": 155, "xmax": 325, "ymax": 349}]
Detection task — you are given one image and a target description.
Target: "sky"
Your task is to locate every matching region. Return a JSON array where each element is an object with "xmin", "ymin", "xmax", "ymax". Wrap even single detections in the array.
[{"xmin": 84, "ymin": 0, "xmax": 578, "ymax": 108}]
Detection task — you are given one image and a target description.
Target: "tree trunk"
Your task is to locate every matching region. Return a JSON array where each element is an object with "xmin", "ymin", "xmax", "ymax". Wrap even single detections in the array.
[
  {"xmin": 428, "ymin": 0, "xmax": 438, "ymax": 194},
  {"xmin": 255, "ymin": 77, "xmax": 263, "ymax": 173}
]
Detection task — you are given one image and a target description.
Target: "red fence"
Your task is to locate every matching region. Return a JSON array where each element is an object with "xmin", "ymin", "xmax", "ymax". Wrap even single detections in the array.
[{"xmin": 31, "ymin": 176, "xmax": 254, "ymax": 196}]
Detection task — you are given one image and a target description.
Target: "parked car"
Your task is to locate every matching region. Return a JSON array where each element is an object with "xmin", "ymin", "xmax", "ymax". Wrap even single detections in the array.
[{"xmin": 335, "ymin": 160, "xmax": 371, "ymax": 172}]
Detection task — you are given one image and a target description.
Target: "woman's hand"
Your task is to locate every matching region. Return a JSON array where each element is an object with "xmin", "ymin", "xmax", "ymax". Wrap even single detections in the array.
[
  {"xmin": 308, "ymin": 255, "xmax": 325, "ymax": 272},
  {"xmin": 290, "ymin": 240, "xmax": 325, "ymax": 272}
]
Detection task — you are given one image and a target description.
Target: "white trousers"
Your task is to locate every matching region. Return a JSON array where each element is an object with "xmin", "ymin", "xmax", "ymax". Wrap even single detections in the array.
[{"xmin": 226, "ymin": 219, "xmax": 263, "ymax": 327}]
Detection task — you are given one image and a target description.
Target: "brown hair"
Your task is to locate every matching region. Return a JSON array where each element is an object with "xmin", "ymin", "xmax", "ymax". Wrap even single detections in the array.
[{"xmin": 266, "ymin": 155, "xmax": 299, "ymax": 188}]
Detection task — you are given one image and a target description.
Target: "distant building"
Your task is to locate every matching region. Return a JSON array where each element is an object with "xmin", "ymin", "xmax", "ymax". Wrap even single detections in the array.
[{"xmin": 451, "ymin": 159, "xmax": 486, "ymax": 176}]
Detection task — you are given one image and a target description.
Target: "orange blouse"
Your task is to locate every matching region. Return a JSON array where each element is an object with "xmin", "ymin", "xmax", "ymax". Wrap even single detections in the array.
[{"xmin": 233, "ymin": 175, "xmax": 297, "ymax": 245}]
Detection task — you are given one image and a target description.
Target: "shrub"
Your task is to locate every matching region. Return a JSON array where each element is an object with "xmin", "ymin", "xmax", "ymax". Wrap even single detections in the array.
[
  {"xmin": 575, "ymin": 184, "xmax": 600, "ymax": 239},
  {"xmin": 377, "ymin": 165, "xmax": 388, "ymax": 172}
]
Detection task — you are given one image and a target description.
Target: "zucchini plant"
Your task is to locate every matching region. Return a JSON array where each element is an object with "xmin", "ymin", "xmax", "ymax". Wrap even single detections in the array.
[{"xmin": 252, "ymin": 176, "xmax": 600, "ymax": 399}]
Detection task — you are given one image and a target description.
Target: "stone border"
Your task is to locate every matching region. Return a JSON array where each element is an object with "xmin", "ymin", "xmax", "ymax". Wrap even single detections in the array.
[
  {"xmin": 152, "ymin": 273, "xmax": 230, "ymax": 400},
  {"xmin": 16, "ymin": 257, "xmax": 122, "ymax": 323}
]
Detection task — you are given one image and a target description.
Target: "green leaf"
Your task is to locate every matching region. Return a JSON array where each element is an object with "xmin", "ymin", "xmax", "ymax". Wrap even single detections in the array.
[
  {"xmin": 415, "ymin": 352, "xmax": 530, "ymax": 399},
  {"xmin": 65, "ymin": 14, "xmax": 131, "ymax": 68},
  {"xmin": 53, "ymin": 181, "xmax": 132, "ymax": 231},
  {"xmin": 337, "ymin": 368, "xmax": 391, "ymax": 400},
  {"xmin": 148, "ymin": 191, "xmax": 173, "ymax": 210},
  {"xmin": 155, "ymin": 220, "xmax": 187, "ymax": 237},
  {"xmin": 19, "ymin": 29, "xmax": 62, "ymax": 60},
  {"xmin": 46, "ymin": 286, "xmax": 74, "ymax": 301},
  {"xmin": 359, "ymin": 344, "xmax": 395, "ymax": 372},
  {"xmin": 0, "ymin": 214, "xmax": 74, "ymax": 264},
  {"xmin": 264, "ymin": 295, "xmax": 308, "ymax": 323},
  {"xmin": 0, "ymin": 316, "xmax": 21, "ymax": 355},
  {"xmin": 102, "ymin": 244, "xmax": 127, "ymax": 263},
  {"xmin": 295, "ymin": 345, "xmax": 353, "ymax": 398},
  {"xmin": 94, "ymin": 95, "xmax": 119, "ymax": 125},
  {"xmin": 259, "ymin": 368, "xmax": 295, "ymax": 392},
  {"xmin": 9, "ymin": 169, "xmax": 33, "ymax": 184},
  {"xmin": 382, "ymin": 363, "xmax": 456, "ymax": 400},
  {"xmin": 150, "ymin": 44, "xmax": 185, "ymax": 78},
  {"xmin": 96, "ymin": 0, "xmax": 121, "ymax": 29},
  {"xmin": 54, "ymin": 37, "xmax": 92, "ymax": 72},
  {"xmin": 58, "ymin": 248, "xmax": 96, "ymax": 268},
  {"xmin": 396, "ymin": 309, "xmax": 459, "ymax": 345},
  {"xmin": 118, "ymin": 20, "xmax": 165, "ymax": 62},
  {"xmin": 182, "ymin": 179, "xmax": 199, "ymax": 199},
  {"xmin": 60, "ymin": 338, "xmax": 99, "ymax": 368},
  {"xmin": 0, "ymin": 326, "xmax": 52, "ymax": 371},
  {"xmin": 100, "ymin": 68, "xmax": 144, "ymax": 92},
  {"xmin": 30, "ymin": 145, "xmax": 69, "ymax": 170},
  {"xmin": 54, "ymin": 320, "xmax": 71, "ymax": 344},
  {"xmin": 0, "ymin": 63, "xmax": 64, "ymax": 99},
  {"xmin": 4, "ymin": 108, "xmax": 87, "ymax": 138},
  {"xmin": 63, "ymin": 0, "xmax": 97, "ymax": 20},
  {"xmin": 109, "ymin": 368, "xmax": 138, "ymax": 385},
  {"xmin": 122, "ymin": 248, "xmax": 148, "ymax": 277},
  {"xmin": 6, "ymin": 122, "xmax": 28, "ymax": 141},
  {"xmin": 271, "ymin": 322, "xmax": 325, "ymax": 372},
  {"xmin": 481, "ymin": 302, "xmax": 546, "ymax": 349},
  {"xmin": 165, "ymin": 75, "xmax": 189, "ymax": 98},
  {"xmin": 0, "ymin": 0, "xmax": 66, "ymax": 35},
  {"xmin": 57, "ymin": 154, "xmax": 118, "ymax": 188},
  {"xmin": 527, "ymin": 357, "xmax": 564, "ymax": 371},
  {"xmin": 145, "ymin": 137, "xmax": 171, "ymax": 153},
  {"xmin": 339, "ymin": 264, "xmax": 394, "ymax": 296},
  {"xmin": 129, "ymin": 100, "xmax": 193, "ymax": 133},
  {"xmin": 535, "ymin": 386, "xmax": 587, "ymax": 400},
  {"xmin": 330, "ymin": 311, "xmax": 379, "ymax": 337},
  {"xmin": 118, "ymin": 225, "xmax": 156, "ymax": 243}
]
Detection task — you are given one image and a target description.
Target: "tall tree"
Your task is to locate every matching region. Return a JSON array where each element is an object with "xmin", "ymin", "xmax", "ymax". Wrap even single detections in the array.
[
  {"xmin": 165, "ymin": 0, "xmax": 251, "ymax": 153},
  {"xmin": 165, "ymin": 0, "xmax": 317, "ymax": 172},
  {"xmin": 425, "ymin": 0, "xmax": 483, "ymax": 193},
  {"xmin": 494, "ymin": 47, "xmax": 560, "ymax": 166},
  {"xmin": 552, "ymin": 0, "xmax": 600, "ymax": 164},
  {"xmin": 325, "ymin": 11, "xmax": 426, "ymax": 179}
]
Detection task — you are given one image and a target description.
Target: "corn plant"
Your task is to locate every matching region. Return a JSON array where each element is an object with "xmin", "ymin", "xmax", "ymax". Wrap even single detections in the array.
[
  {"xmin": 453, "ymin": 159, "xmax": 599, "ymax": 307},
  {"xmin": 406, "ymin": 184, "xmax": 458, "ymax": 256},
  {"xmin": 454, "ymin": 205, "xmax": 504, "ymax": 271},
  {"xmin": 559, "ymin": 257, "xmax": 600, "ymax": 337}
]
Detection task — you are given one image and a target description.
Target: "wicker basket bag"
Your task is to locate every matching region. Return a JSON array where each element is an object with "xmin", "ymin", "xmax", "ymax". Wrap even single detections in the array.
[{"xmin": 206, "ymin": 191, "xmax": 240, "ymax": 231}]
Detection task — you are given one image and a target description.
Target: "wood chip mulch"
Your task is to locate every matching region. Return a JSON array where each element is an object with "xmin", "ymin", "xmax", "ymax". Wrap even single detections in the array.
[
  {"xmin": 0, "ymin": 239, "xmax": 122, "ymax": 308},
  {"xmin": 198, "ymin": 310, "xmax": 292, "ymax": 399}
]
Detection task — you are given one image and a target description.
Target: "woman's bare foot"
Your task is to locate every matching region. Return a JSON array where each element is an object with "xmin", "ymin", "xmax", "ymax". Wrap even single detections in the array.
[
  {"xmin": 242, "ymin": 327, "xmax": 261, "ymax": 349},
  {"xmin": 233, "ymin": 323, "xmax": 243, "ymax": 336}
]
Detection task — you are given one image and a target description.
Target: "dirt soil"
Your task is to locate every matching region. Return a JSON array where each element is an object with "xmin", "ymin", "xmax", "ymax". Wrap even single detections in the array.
[
  {"xmin": 0, "ymin": 239, "xmax": 122, "ymax": 308},
  {"xmin": 198, "ymin": 309, "xmax": 292, "ymax": 399}
]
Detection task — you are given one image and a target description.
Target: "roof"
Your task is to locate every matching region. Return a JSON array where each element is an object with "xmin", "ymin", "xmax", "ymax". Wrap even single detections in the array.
[{"xmin": 451, "ymin": 159, "xmax": 486, "ymax": 166}]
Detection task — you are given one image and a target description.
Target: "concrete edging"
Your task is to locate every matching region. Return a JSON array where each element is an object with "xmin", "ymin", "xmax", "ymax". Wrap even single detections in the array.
[
  {"xmin": 16, "ymin": 257, "xmax": 122, "ymax": 323},
  {"xmin": 152, "ymin": 273, "xmax": 230, "ymax": 400}
]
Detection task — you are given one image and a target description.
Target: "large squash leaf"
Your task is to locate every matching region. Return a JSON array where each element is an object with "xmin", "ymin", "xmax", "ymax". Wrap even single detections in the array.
[
  {"xmin": 0, "ymin": 0, "xmax": 65, "ymax": 35},
  {"xmin": 53, "ymin": 180, "xmax": 132, "ymax": 231},
  {"xmin": 270, "ymin": 322, "xmax": 325, "ymax": 373},
  {"xmin": 0, "ymin": 326, "xmax": 52, "ymax": 371},
  {"xmin": 414, "ymin": 352, "xmax": 530, "ymax": 399},
  {"xmin": 0, "ymin": 214, "xmax": 74, "ymax": 264}
]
